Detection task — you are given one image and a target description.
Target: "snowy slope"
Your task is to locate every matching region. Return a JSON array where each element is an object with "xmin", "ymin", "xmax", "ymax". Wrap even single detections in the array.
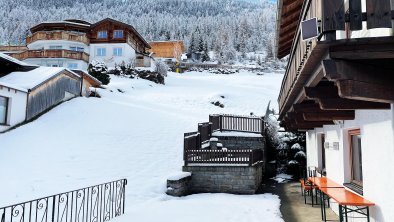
[{"xmin": 0, "ymin": 71, "xmax": 284, "ymax": 222}]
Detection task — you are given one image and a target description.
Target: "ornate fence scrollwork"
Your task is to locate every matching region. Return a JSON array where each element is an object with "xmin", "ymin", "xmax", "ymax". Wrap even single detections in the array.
[{"xmin": 0, "ymin": 179, "xmax": 127, "ymax": 222}]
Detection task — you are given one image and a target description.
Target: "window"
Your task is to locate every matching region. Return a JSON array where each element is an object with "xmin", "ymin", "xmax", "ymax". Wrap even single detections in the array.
[
  {"xmin": 70, "ymin": 46, "xmax": 84, "ymax": 52},
  {"xmin": 97, "ymin": 31, "xmax": 108, "ymax": 39},
  {"xmin": 0, "ymin": 96, "xmax": 8, "ymax": 125},
  {"xmin": 113, "ymin": 30, "xmax": 124, "ymax": 39},
  {"xmin": 49, "ymin": 46, "xmax": 62, "ymax": 50},
  {"xmin": 318, "ymin": 134, "xmax": 326, "ymax": 175},
  {"xmin": 96, "ymin": 48, "xmax": 106, "ymax": 56},
  {"xmin": 68, "ymin": 63, "xmax": 78, "ymax": 69},
  {"xmin": 349, "ymin": 129, "xmax": 363, "ymax": 186},
  {"xmin": 113, "ymin": 47, "xmax": 123, "ymax": 56}
]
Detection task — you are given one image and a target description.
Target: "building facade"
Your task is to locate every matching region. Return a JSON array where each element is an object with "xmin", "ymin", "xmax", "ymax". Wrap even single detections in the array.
[
  {"xmin": 1, "ymin": 18, "xmax": 151, "ymax": 70},
  {"xmin": 276, "ymin": 0, "xmax": 394, "ymax": 221}
]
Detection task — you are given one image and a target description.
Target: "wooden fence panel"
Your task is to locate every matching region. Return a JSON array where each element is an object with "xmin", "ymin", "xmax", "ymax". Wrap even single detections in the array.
[
  {"xmin": 349, "ymin": 0, "xmax": 363, "ymax": 30},
  {"xmin": 322, "ymin": 0, "xmax": 345, "ymax": 32},
  {"xmin": 366, "ymin": 0, "xmax": 392, "ymax": 29}
]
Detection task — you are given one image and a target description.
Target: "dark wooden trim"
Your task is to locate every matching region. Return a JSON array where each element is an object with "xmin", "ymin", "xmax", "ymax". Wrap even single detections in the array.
[
  {"xmin": 337, "ymin": 80, "xmax": 394, "ymax": 103},
  {"xmin": 366, "ymin": 0, "xmax": 392, "ymax": 29}
]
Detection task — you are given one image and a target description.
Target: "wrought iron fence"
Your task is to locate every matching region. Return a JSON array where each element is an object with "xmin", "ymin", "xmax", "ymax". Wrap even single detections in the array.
[
  {"xmin": 185, "ymin": 149, "xmax": 264, "ymax": 166},
  {"xmin": 0, "ymin": 179, "xmax": 127, "ymax": 222}
]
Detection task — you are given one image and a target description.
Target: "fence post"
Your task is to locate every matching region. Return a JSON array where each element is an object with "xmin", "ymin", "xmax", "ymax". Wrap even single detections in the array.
[
  {"xmin": 219, "ymin": 115, "xmax": 223, "ymax": 131},
  {"xmin": 261, "ymin": 118, "xmax": 264, "ymax": 136},
  {"xmin": 249, "ymin": 150, "xmax": 254, "ymax": 166}
]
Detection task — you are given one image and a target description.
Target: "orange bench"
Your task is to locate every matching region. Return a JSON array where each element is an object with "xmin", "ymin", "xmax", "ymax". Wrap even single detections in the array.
[{"xmin": 320, "ymin": 188, "xmax": 375, "ymax": 222}]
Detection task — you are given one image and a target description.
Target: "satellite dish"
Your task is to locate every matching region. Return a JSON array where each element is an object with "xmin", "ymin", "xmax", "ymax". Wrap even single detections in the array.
[{"xmin": 301, "ymin": 17, "xmax": 319, "ymax": 41}]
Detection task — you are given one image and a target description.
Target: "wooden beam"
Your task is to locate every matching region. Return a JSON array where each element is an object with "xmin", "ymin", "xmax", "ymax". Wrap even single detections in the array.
[
  {"xmin": 304, "ymin": 83, "xmax": 391, "ymax": 109},
  {"xmin": 337, "ymin": 80, "xmax": 394, "ymax": 103},
  {"xmin": 330, "ymin": 42, "xmax": 394, "ymax": 60},
  {"xmin": 303, "ymin": 110, "xmax": 355, "ymax": 121},
  {"xmin": 322, "ymin": 59, "xmax": 394, "ymax": 103}
]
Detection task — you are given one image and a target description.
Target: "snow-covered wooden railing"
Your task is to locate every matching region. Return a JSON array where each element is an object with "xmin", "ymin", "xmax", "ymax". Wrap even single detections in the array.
[
  {"xmin": 209, "ymin": 114, "xmax": 264, "ymax": 134},
  {"xmin": 183, "ymin": 114, "xmax": 265, "ymax": 165},
  {"xmin": 0, "ymin": 179, "xmax": 127, "ymax": 222},
  {"xmin": 184, "ymin": 149, "xmax": 264, "ymax": 166}
]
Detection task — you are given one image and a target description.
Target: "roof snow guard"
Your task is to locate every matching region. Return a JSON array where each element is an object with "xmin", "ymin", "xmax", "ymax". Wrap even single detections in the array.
[{"xmin": 275, "ymin": 0, "xmax": 304, "ymax": 59}]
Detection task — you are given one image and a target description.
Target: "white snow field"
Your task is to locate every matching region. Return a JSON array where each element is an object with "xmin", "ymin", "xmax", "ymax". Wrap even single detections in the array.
[{"xmin": 0, "ymin": 71, "xmax": 284, "ymax": 222}]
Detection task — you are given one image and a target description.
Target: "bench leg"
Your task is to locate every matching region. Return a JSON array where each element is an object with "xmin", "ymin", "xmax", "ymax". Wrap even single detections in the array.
[
  {"xmin": 339, "ymin": 205, "xmax": 343, "ymax": 222},
  {"xmin": 344, "ymin": 206, "xmax": 348, "ymax": 222},
  {"xmin": 367, "ymin": 207, "xmax": 370, "ymax": 222},
  {"xmin": 320, "ymin": 191, "xmax": 325, "ymax": 221}
]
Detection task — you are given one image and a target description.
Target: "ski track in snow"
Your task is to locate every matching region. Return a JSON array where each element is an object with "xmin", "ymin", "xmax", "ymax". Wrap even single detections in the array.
[{"xmin": 0, "ymin": 71, "xmax": 284, "ymax": 222}]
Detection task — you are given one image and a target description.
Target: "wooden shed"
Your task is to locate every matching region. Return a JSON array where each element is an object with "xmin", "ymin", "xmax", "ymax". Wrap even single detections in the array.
[{"xmin": 148, "ymin": 41, "xmax": 185, "ymax": 61}]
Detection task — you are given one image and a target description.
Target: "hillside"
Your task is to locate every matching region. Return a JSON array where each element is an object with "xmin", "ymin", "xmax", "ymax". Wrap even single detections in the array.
[
  {"xmin": 0, "ymin": 0, "xmax": 277, "ymax": 63},
  {"xmin": 0, "ymin": 70, "xmax": 284, "ymax": 221}
]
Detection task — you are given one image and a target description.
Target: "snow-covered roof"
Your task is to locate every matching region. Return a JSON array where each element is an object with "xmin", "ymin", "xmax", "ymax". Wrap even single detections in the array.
[
  {"xmin": 0, "ymin": 52, "xmax": 38, "ymax": 67},
  {"xmin": 32, "ymin": 21, "xmax": 91, "ymax": 27},
  {"xmin": 72, "ymin": 69, "xmax": 102, "ymax": 85},
  {"xmin": 0, "ymin": 67, "xmax": 80, "ymax": 91}
]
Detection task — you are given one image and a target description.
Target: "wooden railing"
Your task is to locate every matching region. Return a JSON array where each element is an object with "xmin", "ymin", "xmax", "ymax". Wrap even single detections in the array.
[
  {"xmin": 184, "ymin": 149, "xmax": 263, "ymax": 166},
  {"xmin": 278, "ymin": 0, "xmax": 321, "ymax": 114},
  {"xmin": 183, "ymin": 114, "xmax": 265, "ymax": 165},
  {"xmin": 209, "ymin": 114, "xmax": 264, "ymax": 134},
  {"xmin": 10, "ymin": 49, "xmax": 89, "ymax": 62},
  {"xmin": 26, "ymin": 31, "xmax": 89, "ymax": 45},
  {"xmin": 0, "ymin": 45, "xmax": 28, "ymax": 52},
  {"xmin": 278, "ymin": 0, "xmax": 394, "ymax": 114}
]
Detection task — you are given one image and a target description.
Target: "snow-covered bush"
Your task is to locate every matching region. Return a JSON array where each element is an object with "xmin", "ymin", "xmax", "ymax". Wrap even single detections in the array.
[
  {"xmin": 155, "ymin": 60, "xmax": 168, "ymax": 77},
  {"xmin": 88, "ymin": 61, "xmax": 110, "ymax": 85}
]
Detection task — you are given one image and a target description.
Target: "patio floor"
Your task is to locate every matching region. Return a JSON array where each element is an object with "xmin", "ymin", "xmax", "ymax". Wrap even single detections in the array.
[{"xmin": 262, "ymin": 181, "xmax": 339, "ymax": 222}]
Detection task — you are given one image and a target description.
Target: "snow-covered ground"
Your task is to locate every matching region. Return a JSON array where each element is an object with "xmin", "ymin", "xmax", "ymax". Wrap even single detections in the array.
[{"xmin": 0, "ymin": 71, "xmax": 284, "ymax": 222}]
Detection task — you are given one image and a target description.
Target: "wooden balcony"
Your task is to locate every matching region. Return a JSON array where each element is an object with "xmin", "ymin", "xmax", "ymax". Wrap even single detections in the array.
[
  {"xmin": 277, "ymin": 0, "xmax": 394, "ymax": 130},
  {"xmin": 10, "ymin": 50, "xmax": 89, "ymax": 63},
  {"xmin": 26, "ymin": 31, "xmax": 89, "ymax": 45}
]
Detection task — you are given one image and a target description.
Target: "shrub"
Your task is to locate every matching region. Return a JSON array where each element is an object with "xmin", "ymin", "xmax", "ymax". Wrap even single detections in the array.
[{"xmin": 88, "ymin": 61, "xmax": 110, "ymax": 85}]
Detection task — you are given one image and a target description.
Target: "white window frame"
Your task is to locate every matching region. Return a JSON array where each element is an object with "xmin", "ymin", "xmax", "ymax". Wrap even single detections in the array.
[
  {"xmin": 49, "ymin": 45, "xmax": 62, "ymax": 50},
  {"xmin": 0, "ymin": 96, "xmax": 9, "ymax": 125},
  {"xmin": 113, "ymin": 30, "xmax": 124, "ymax": 39},
  {"xmin": 97, "ymin": 31, "xmax": 108, "ymax": 39},
  {"xmin": 68, "ymin": 63, "xmax": 78, "ymax": 69},
  {"xmin": 113, "ymin": 47, "xmax": 123, "ymax": 56},
  {"xmin": 96, "ymin": 48, "xmax": 106, "ymax": 56}
]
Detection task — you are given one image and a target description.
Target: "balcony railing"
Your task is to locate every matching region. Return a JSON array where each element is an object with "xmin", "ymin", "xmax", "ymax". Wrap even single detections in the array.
[
  {"xmin": 278, "ymin": 0, "xmax": 394, "ymax": 115},
  {"xmin": 183, "ymin": 114, "xmax": 265, "ymax": 166},
  {"xmin": 26, "ymin": 31, "xmax": 89, "ymax": 45},
  {"xmin": 10, "ymin": 50, "xmax": 89, "ymax": 63},
  {"xmin": 0, "ymin": 179, "xmax": 127, "ymax": 222}
]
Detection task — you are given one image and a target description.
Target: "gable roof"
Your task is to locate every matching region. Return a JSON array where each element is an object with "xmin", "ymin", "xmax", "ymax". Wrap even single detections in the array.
[
  {"xmin": 0, "ymin": 67, "xmax": 80, "ymax": 91},
  {"xmin": 91, "ymin": 18, "xmax": 151, "ymax": 49},
  {"xmin": 72, "ymin": 69, "xmax": 102, "ymax": 86},
  {"xmin": 275, "ymin": 0, "xmax": 304, "ymax": 59},
  {"xmin": 0, "ymin": 52, "xmax": 38, "ymax": 77}
]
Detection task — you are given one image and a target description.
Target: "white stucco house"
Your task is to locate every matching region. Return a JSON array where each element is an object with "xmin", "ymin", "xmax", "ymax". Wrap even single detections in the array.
[
  {"xmin": 276, "ymin": 0, "xmax": 394, "ymax": 221},
  {"xmin": 0, "ymin": 18, "xmax": 152, "ymax": 70}
]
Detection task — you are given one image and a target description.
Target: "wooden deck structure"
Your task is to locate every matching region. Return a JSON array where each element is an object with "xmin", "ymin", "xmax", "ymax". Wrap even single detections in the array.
[
  {"xmin": 9, "ymin": 50, "xmax": 89, "ymax": 63},
  {"xmin": 26, "ymin": 31, "xmax": 89, "ymax": 45},
  {"xmin": 276, "ymin": 0, "xmax": 394, "ymax": 131},
  {"xmin": 183, "ymin": 114, "xmax": 265, "ymax": 166}
]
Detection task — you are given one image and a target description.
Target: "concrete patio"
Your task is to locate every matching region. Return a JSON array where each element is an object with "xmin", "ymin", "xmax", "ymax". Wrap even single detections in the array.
[{"xmin": 262, "ymin": 181, "xmax": 338, "ymax": 222}]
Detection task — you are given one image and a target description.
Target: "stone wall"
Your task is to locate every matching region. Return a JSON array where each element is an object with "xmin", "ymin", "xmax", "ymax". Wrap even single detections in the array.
[
  {"xmin": 166, "ymin": 175, "xmax": 191, "ymax": 197},
  {"xmin": 182, "ymin": 164, "xmax": 264, "ymax": 194},
  {"xmin": 214, "ymin": 135, "xmax": 265, "ymax": 150}
]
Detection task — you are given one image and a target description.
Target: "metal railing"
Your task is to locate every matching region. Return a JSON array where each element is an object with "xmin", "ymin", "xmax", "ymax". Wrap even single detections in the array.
[{"xmin": 0, "ymin": 179, "xmax": 127, "ymax": 222}]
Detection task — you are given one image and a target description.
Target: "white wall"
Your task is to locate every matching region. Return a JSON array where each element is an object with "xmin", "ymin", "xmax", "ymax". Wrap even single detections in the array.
[
  {"xmin": 0, "ymin": 87, "xmax": 27, "ymax": 132},
  {"xmin": 24, "ymin": 58, "xmax": 88, "ymax": 70},
  {"xmin": 89, "ymin": 43, "xmax": 136, "ymax": 68},
  {"xmin": 306, "ymin": 108, "xmax": 394, "ymax": 221}
]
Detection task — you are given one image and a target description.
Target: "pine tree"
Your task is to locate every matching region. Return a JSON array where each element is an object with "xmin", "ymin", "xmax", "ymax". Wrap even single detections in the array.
[{"xmin": 88, "ymin": 61, "xmax": 110, "ymax": 85}]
